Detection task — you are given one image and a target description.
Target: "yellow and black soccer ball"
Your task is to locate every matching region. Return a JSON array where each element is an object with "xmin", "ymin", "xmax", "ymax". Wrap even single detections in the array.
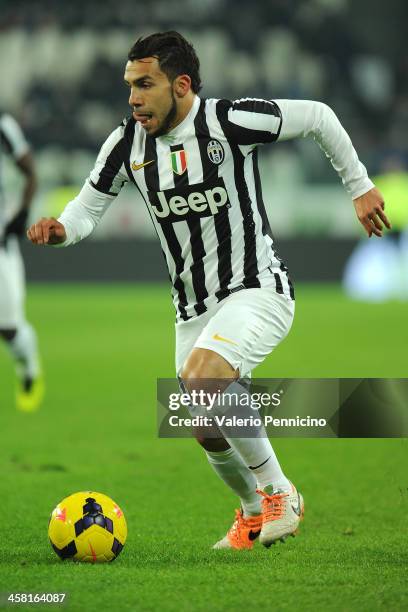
[{"xmin": 48, "ymin": 491, "xmax": 127, "ymax": 563}]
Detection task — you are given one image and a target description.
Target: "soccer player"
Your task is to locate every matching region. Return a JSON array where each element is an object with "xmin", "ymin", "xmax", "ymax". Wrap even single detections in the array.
[
  {"xmin": 27, "ymin": 32, "xmax": 390, "ymax": 548},
  {"xmin": 0, "ymin": 111, "xmax": 44, "ymax": 411}
]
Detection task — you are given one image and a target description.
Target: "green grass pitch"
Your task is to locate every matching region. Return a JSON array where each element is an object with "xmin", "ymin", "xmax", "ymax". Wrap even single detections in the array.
[{"xmin": 0, "ymin": 284, "xmax": 407, "ymax": 611}]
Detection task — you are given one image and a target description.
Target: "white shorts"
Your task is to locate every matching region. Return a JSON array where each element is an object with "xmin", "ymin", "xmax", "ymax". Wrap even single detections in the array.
[
  {"xmin": 175, "ymin": 287, "xmax": 295, "ymax": 377},
  {"xmin": 0, "ymin": 237, "xmax": 26, "ymax": 328}
]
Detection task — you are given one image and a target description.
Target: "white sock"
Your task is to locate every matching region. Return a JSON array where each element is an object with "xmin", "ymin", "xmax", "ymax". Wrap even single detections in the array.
[
  {"xmin": 222, "ymin": 436, "xmax": 290, "ymax": 492},
  {"xmin": 205, "ymin": 447, "xmax": 262, "ymax": 517},
  {"xmin": 215, "ymin": 381, "xmax": 291, "ymax": 492},
  {"xmin": 7, "ymin": 322, "xmax": 40, "ymax": 380}
]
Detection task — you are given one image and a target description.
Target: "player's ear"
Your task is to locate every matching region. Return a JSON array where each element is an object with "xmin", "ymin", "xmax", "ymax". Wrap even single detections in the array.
[{"xmin": 174, "ymin": 74, "xmax": 191, "ymax": 98}]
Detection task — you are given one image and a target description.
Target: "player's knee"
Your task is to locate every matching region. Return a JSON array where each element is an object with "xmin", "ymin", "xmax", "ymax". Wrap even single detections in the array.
[
  {"xmin": 180, "ymin": 354, "xmax": 211, "ymax": 380},
  {"xmin": 181, "ymin": 347, "xmax": 237, "ymax": 382},
  {"xmin": 0, "ymin": 328, "xmax": 17, "ymax": 342},
  {"xmin": 195, "ymin": 436, "xmax": 230, "ymax": 452}
]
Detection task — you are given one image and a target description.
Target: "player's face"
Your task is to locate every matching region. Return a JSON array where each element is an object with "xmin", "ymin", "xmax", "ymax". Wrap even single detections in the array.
[{"xmin": 124, "ymin": 58, "xmax": 178, "ymax": 138}]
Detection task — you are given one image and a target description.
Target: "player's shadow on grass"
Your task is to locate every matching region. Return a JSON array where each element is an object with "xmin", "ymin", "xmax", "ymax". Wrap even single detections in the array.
[
  {"xmin": 122, "ymin": 545, "xmax": 408, "ymax": 569},
  {"xmin": 8, "ymin": 542, "xmax": 407, "ymax": 568}
]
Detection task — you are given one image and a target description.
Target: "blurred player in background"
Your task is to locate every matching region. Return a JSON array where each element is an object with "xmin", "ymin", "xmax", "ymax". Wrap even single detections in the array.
[
  {"xmin": 343, "ymin": 155, "xmax": 408, "ymax": 301},
  {"xmin": 0, "ymin": 111, "xmax": 44, "ymax": 411},
  {"xmin": 27, "ymin": 32, "xmax": 390, "ymax": 549}
]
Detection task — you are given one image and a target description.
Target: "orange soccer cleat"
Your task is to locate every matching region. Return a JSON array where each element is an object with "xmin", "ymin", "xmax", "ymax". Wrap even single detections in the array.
[{"xmin": 213, "ymin": 508, "xmax": 263, "ymax": 550}]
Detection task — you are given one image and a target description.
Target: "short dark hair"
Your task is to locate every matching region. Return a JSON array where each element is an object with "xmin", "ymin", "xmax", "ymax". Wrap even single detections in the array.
[{"xmin": 128, "ymin": 31, "xmax": 202, "ymax": 94}]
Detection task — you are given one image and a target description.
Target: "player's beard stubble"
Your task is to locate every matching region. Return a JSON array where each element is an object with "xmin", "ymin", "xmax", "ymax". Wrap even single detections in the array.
[{"xmin": 152, "ymin": 88, "xmax": 178, "ymax": 138}]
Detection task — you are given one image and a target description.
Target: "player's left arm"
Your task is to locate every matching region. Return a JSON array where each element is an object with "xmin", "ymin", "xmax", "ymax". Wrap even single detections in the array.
[
  {"xmin": 0, "ymin": 114, "xmax": 37, "ymax": 237},
  {"xmin": 275, "ymin": 99, "xmax": 391, "ymax": 237}
]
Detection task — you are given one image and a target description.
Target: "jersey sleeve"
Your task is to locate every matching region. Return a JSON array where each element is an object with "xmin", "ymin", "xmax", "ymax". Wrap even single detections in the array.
[
  {"xmin": 57, "ymin": 181, "xmax": 116, "ymax": 246},
  {"xmin": 57, "ymin": 121, "xmax": 132, "ymax": 246},
  {"xmin": 0, "ymin": 113, "xmax": 30, "ymax": 160},
  {"xmin": 216, "ymin": 98, "xmax": 282, "ymax": 151},
  {"xmin": 89, "ymin": 121, "xmax": 130, "ymax": 196},
  {"xmin": 274, "ymin": 99, "xmax": 374, "ymax": 199}
]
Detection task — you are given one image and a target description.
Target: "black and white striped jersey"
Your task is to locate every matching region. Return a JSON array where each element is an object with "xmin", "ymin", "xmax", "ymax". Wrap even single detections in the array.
[
  {"xmin": 0, "ymin": 113, "xmax": 30, "ymax": 239},
  {"xmin": 59, "ymin": 96, "xmax": 374, "ymax": 321}
]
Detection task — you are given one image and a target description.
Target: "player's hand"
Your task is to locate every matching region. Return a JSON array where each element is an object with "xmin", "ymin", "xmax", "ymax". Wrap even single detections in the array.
[
  {"xmin": 353, "ymin": 187, "xmax": 391, "ymax": 238},
  {"xmin": 27, "ymin": 217, "xmax": 67, "ymax": 245}
]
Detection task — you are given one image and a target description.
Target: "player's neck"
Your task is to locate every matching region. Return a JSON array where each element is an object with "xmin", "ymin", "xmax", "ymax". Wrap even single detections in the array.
[{"xmin": 170, "ymin": 92, "xmax": 196, "ymax": 132}]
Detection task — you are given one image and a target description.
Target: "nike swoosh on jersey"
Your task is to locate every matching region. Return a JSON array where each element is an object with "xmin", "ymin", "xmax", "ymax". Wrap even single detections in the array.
[
  {"xmin": 132, "ymin": 160, "xmax": 155, "ymax": 171},
  {"xmin": 212, "ymin": 333, "xmax": 238, "ymax": 346}
]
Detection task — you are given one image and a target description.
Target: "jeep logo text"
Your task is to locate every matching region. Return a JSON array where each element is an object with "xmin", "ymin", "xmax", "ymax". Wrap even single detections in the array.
[{"xmin": 147, "ymin": 178, "xmax": 230, "ymax": 224}]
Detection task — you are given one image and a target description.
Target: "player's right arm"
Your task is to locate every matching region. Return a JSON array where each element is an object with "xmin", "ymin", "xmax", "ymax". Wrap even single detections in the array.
[
  {"xmin": 27, "ymin": 216, "xmax": 66, "ymax": 245},
  {"xmin": 27, "ymin": 121, "xmax": 131, "ymax": 246}
]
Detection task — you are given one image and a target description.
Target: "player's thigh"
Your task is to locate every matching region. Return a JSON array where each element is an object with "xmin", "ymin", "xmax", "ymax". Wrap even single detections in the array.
[
  {"xmin": 175, "ymin": 310, "xmax": 213, "ymax": 375},
  {"xmin": 0, "ymin": 246, "xmax": 19, "ymax": 329},
  {"xmin": 193, "ymin": 287, "xmax": 295, "ymax": 376},
  {"xmin": 176, "ymin": 314, "xmax": 229, "ymax": 445}
]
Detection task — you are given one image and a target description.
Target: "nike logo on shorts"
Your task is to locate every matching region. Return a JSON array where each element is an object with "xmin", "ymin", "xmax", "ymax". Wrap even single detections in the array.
[{"xmin": 212, "ymin": 333, "xmax": 238, "ymax": 346}]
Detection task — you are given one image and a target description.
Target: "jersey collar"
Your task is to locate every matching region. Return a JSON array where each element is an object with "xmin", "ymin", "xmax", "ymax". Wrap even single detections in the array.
[{"xmin": 158, "ymin": 95, "xmax": 201, "ymax": 144}]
